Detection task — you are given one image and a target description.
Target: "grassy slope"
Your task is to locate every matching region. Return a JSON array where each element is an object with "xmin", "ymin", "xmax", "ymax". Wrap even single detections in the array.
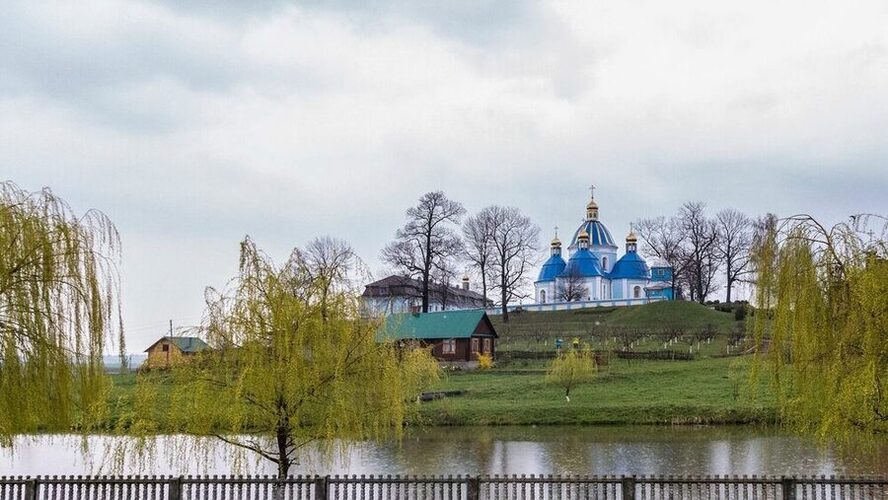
[
  {"xmin": 601, "ymin": 301, "xmax": 739, "ymax": 331},
  {"xmin": 490, "ymin": 301, "xmax": 744, "ymax": 353},
  {"xmin": 491, "ymin": 301, "xmax": 739, "ymax": 337},
  {"xmin": 420, "ymin": 357, "xmax": 774, "ymax": 426}
]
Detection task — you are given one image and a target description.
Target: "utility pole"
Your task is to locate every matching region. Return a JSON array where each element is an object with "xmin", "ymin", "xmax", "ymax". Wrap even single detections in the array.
[{"xmin": 169, "ymin": 319, "xmax": 173, "ymax": 336}]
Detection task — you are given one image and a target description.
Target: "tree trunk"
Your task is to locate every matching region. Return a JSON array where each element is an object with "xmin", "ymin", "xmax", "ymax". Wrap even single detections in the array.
[
  {"xmin": 500, "ymin": 282, "xmax": 509, "ymax": 323},
  {"xmin": 276, "ymin": 421, "xmax": 291, "ymax": 478},
  {"xmin": 481, "ymin": 267, "xmax": 488, "ymax": 307},
  {"xmin": 421, "ymin": 269, "xmax": 430, "ymax": 313}
]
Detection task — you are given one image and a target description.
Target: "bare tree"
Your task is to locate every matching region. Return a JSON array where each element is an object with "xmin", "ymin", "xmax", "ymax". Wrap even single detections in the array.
[
  {"xmin": 715, "ymin": 209, "xmax": 753, "ymax": 303},
  {"xmin": 462, "ymin": 211, "xmax": 495, "ymax": 302},
  {"xmin": 381, "ymin": 192, "xmax": 465, "ymax": 313},
  {"xmin": 635, "ymin": 215, "xmax": 689, "ymax": 299},
  {"xmin": 302, "ymin": 236, "xmax": 369, "ymax": 319},
  {"xmin": 677, "ymin": 202, "xmax": 721, "ymax": 303},
  {"xmin": 484, "ymin": 206, "xmax": 540, "ymax": 323},
  {"xmin": 556, "ymin": 264, "xmax": 588, "ymax": 302},
  {"xmin": 431, "ymin": 254, "xmax": 460, "ymax": 310}
]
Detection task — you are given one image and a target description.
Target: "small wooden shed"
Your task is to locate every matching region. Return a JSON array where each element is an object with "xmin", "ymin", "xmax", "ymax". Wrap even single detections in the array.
[
  {"xmin": 144, "ymin": 336, "xmax": 210, "ymax": 369},
  {"xmin": 379, "ymin": 309, "xmax": 497, "ymax": 365}
]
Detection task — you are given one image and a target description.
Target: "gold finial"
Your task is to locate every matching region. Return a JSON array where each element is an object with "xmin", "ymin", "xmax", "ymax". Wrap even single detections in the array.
[
  {"xmin": 586, "ymin": 184, "xmax": 599, "ymax": 218},
  {"xmin": 627, "ymin": 222, "xmax": 637, "ymax": 242},
  {"xmin": 551, "ymin": 225, "xmax": 561, "ymax": 246}
]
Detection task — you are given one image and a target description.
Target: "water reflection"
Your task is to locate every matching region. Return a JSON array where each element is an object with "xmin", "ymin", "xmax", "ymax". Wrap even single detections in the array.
[{"xmin": 1, "ymin": 426, "xmax": 885, "ymax": 477}]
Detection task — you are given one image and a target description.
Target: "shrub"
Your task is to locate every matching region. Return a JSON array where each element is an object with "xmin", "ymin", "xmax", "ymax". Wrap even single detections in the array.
[
  {"xmin": 476, "ymin": 353, "xmax": 494, "ymax": 370},
  {"xmin": 733, "ymin": 304, "xmax": 747, "ymax": 321},
  {"xmin": 546, "ymin": 347, "xmax": 597, "ymax": 401}
]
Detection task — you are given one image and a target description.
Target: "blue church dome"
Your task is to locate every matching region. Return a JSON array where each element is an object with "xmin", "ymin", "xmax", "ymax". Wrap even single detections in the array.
[
  {"xmin": 560, "ymin": 248, "xmax": 603, "ymax": 278},
  {"xmin": 537, "ymin": 254, "xmax": 566, "ymax": 282},
  {"xmin": 570, "ymin": 220, "xmax": 616, "ymax": 248},
  {"xmin": 609, "ymin": 252, "xmax": 651, "ymax": 280}
]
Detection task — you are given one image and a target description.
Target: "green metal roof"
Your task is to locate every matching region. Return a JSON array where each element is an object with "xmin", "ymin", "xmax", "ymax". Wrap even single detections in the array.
[
  {"xmin": 379, "ymin": 309, "xmax": 496, "ymax": 341},
  {"xmin": 145, "ymin": 336, "xmax": 210, "ymax": 353}
]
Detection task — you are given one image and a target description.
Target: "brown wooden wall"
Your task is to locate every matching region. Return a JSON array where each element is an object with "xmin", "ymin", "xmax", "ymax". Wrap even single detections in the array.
[{"xmin": 427, "ymin": 335, "xmax": 495, "ymax": 362}]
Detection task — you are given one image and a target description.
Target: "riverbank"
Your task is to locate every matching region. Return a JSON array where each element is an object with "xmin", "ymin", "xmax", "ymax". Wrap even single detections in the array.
[{"xmin": 418, "ymin": 357, "xmax": 776, "ymax": 426}]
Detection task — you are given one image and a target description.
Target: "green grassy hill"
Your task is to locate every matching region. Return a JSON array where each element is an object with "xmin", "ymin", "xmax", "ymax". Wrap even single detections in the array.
[
  {"xmin": 421, "ymin": 357, "xmax": 774, "ymax": 426},
  {"xmin": 490, "ymin": 301, "xmax": 744, "ymax": 353}
]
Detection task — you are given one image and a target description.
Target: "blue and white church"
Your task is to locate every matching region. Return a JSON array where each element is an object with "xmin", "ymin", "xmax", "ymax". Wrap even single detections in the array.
[{"xmin": 534, "ymin": 188, "xmax": 673, "ymax": 306}]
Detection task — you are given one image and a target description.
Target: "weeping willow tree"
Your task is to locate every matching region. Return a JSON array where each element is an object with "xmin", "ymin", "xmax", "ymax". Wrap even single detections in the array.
[
  {"xmin": 751, "ymin": 213, "xmax": 888, "ymax": 438},
  {"xmin": 546, "ymin": 346, "xmax": 597, "ymax": 402},
  {"xmin": 0, "ymin": 182, "xmax": 122, "ymax": 443},
  {"xmin": 130, "ymin": 237, "xmax": 440, "ymax": 477}
]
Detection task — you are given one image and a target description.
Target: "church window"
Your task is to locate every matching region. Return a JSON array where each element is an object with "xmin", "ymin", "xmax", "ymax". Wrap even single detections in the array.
[
  {"xmin": 601, "ymin": 283, "xmax": 607, "ymax": 299},
  {"xmin": 540, "ymin": 290, "xmax": 546, "ymax": 303},
  {"xmin": 602, "ymin": 257, "xmax": 608, "ymax": 270},
  {"xmin": 633, "ymin": 286, "xmax": 642, "ymax": 298}
]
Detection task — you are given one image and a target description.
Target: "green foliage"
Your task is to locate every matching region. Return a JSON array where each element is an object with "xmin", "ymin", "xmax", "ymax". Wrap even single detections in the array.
[
  {"xmin": 546, "ymin": 347, "xmax": 596, "ymax": 400},
  {"xmin": 751, "ymin": 214, "xmax": 888, "ymax": 438},
  {"xmin": 129, "ymin": 238, "xmax": 440, "ymax": 476},
  {"xmin": 0, "ymin": 182, "xmax": 122, "ymax": 443},
  {"xmin": 733, "ymin": 304, "xmax": 747, "ymax": 321}
]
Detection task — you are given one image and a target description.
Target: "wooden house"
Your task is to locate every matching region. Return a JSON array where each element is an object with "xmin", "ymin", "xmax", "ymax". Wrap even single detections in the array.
[
  {"xmin": 379, "ymin": 309, "xmax": 497, "ymax": 366},
  {"xmin": 144, "ymin": 336, "xmax": 210, "ymax": 369}
]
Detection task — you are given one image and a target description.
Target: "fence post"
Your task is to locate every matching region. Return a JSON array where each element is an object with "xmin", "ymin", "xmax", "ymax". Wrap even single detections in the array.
[
  {"xmin": 781, "ymin": 477, "xmax": 796, "ymax": 500},
  {"xmin": 24, "ymin": 478, "xmax": 37, "ymax": 500},
  {"xmin": 315, "ymin": 475, "xmax": 329, "ymax": 500},
  {"xmin": 467, "ymin": 476, "xmax": 481, "ymax": 500},
  {"xmin": 169, "ymin": 476, "xmax": 182, "ymax": 500},
  {"xmin": 621, "ymin": 476, "xmax": 636, "ymax": 500}
]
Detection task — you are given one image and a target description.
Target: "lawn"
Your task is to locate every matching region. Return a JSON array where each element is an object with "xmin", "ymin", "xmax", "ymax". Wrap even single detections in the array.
[
  {"xmin": 418, "ymin": 356, "xmax": 775, "ymax": 426},
  {"xmin": 107, "ymin": 356, "xmax": 775, "ymax": 429}
]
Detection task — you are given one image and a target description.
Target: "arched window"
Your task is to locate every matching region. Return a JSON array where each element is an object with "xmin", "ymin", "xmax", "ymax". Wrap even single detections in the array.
[
  {"xmin": 601, "ymin": 283, "xmax": 607, "ymax": 299},
  {"xmin": 633, "ymin": 286, "xmax": 642, "ymax": 298},
  {"xmin": 602, "ymin": 256, "xmax": 608, "ymax": 271},
  {"xmin": 540, "ymin": 289, "xmax": 546, "ymax": 304}
]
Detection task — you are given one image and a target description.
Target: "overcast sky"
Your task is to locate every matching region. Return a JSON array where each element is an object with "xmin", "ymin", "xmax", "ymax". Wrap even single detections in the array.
[{"xmin": 3, "ymin": 0, "xmax": 887, "ymax": 352}]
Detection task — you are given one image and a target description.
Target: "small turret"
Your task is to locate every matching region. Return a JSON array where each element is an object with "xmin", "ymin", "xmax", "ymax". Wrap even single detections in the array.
[
  {"xmin": 550, "ymin": 226, "xmax": 562, "ymax": 256},
  {"xmin": 585, "ymin": 185, "xmax": 599, "ymax": 221},
  {"xmin": 626, "ymin": 226, "xmax": 638, "ymax": 253},
  {"xmin": 577, "ymin": 228, "xmax": 590, "ymax": 249},
  {"xmin": 461, "ymin": 274, "xmax": 470, "ymax": 291}
]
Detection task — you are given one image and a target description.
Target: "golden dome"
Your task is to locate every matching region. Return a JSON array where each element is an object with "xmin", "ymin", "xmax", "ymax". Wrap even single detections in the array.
[
  {"xmin": 551, "ymin": 237, "xmax": 562, "ymax": 246},
  {"xmin": 626, "ymin": 231, "xmax": 637, "ymax": 242},
  {"xmin": 586, "ymin": 198, "xmax": 598, "ymax": 209},
  {"xmin": 577, "ymin": 228, "xmax": 590, "ymax": 240}
]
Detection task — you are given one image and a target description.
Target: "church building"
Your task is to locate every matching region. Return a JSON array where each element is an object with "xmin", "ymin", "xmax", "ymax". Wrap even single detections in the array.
[{"xmin": 534, "ymin": 188, "xmax": 673, "ymax": 305}]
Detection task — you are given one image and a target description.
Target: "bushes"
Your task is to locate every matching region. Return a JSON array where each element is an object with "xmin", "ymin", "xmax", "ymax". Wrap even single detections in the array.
[{"xmin": 476, "ymin": 353, "xmax": 494, "ymax": 370}]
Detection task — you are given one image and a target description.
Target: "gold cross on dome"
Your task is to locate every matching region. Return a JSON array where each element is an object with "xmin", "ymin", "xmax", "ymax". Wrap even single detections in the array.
[
  {"xmin": 554, "ymin": 225, "xmax": 559, "ymax": 238},
  {"xmin": 589, "ymin": 184, "xmax": 596, "ymax": 199}
]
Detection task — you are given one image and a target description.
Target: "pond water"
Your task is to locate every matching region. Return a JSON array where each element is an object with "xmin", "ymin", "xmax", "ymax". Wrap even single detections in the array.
[{"xmin": 1, "ymin": 426, "xmax": 886, "ymax": 477}]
